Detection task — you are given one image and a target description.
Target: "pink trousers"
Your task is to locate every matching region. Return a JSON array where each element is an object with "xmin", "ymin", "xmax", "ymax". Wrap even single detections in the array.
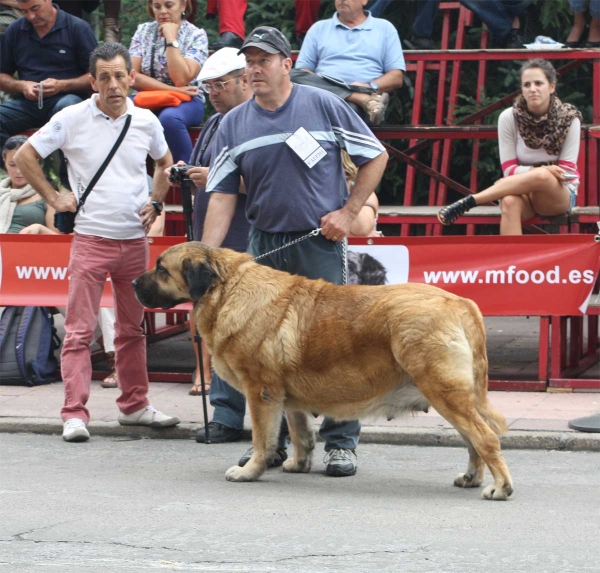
[{"xmin": 61, "ymin": 234, "xmax": 150, "ymax": 424}]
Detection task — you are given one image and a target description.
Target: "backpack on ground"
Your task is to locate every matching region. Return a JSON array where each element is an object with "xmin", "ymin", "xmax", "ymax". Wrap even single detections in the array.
[{"xmin": 0, "ymin": 306, "xmax": 61, "ymax": 386}]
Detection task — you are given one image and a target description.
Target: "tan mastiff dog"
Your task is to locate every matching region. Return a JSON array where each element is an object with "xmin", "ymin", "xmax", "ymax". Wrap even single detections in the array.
[{"xmin": 133, "ymin": 242, "xmax": 513, "ymax": 500}]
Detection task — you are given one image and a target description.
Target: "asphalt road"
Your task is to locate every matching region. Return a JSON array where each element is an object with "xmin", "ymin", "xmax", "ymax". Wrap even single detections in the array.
[{"xmin": 1, "ymin": 434, "xmax": 599, "ymax": 573}]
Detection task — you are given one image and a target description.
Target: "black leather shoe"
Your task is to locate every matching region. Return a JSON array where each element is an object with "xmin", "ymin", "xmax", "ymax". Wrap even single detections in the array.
[
  {"xmin": 238, "ymin": 446, "xmax": 288, "ymax": 468},
  {"xmin": 196, "ymin": 422, "xmax": 243, "ymax": 443},
  {"xmin": 212, "ymin": 31, "xmax": 243, "ymax": 50},
  {"xmin": 411, "ymin": 36, "xmax": 434, "ymax": 50},
  {"xmin": 502, "ymin": 28, "xmax": 525, "ymax": 49}
]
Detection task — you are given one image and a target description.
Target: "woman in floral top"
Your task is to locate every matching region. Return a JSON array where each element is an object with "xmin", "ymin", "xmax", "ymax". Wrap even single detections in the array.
[{"xmin": 130, "ymin": 0, "xmax": 208, "ymax": 162}]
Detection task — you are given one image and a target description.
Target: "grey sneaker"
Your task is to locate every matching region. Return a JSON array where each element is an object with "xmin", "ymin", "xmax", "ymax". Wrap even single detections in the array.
[
  {"xmin": 118, "ymin": 405, "xmax": 180, "ymax": 428},
  {"xmin": 324, "ymin": 448, "xmax": 357, "ymax": 477},
  {"xmin": 238, "ymin": 446, "xmax": 288, "ymax": 468}
]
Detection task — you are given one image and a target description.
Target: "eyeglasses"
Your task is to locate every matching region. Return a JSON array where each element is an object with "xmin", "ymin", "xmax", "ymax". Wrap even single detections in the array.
[
  {"xmin": 3, "ymin": 135, "xmax": 28, "ymax": 151},
  {"xmin": 201, "ymin": 77, "xmax": 239, "ymax": 94}
]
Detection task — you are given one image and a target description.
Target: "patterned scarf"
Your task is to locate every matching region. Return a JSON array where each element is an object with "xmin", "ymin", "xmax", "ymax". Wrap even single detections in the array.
[{"xmin": 513, "ymin": 94, "xmax": 583, "ymax": 157}]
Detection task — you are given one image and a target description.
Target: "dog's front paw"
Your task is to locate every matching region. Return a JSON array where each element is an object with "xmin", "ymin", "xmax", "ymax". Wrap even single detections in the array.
[
  {"xmin": 454, "ymin": 472, "xmax": 483, "ymax": 488},
  {"xmin": 225, "ymin": 464, "xmax": 261, "ymax": 482},
  {"xmin": 282, "ymin": 457, "xmax": 311, "ymax": 473},
  {"xmin": 482, "ymin": 482, "xmax": 513, "ymax": 501}
]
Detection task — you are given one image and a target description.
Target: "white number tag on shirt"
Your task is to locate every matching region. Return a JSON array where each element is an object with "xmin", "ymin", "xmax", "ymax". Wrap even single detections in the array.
[{"xmin": 285, "ymin": 127, "xmax": 327, "ymax": 168}]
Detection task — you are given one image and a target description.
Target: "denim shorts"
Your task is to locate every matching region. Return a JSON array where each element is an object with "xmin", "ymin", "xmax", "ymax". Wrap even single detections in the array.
[
  {"xmin": 566, "ymin": 183, "xmax": 577, "ymax": 214},
  {"xmin": 569, "ymin": 0, "xmax": 600, "ymax": 19}
]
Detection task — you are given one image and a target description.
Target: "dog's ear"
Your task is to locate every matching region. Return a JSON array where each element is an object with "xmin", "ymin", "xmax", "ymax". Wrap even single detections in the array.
[{"xmin": 182, "ymin": 257, "xmax": 217, "ymax": 302}]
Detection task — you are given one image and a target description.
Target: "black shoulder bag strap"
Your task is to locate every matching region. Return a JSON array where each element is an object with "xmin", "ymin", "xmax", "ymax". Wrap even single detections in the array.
[{"xmin": 77, "ymin": 114, "xmax": 132, "ymax": 212}]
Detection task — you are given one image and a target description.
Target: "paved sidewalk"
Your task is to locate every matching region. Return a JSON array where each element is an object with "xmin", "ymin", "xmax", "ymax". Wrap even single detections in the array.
[
  {"xmin": 1, "ymin": 315, "xmax": 598, "ymax": 450},
  {"xmin": 1, "ymin": 380, "xmax": 599, "ymax": 451}
]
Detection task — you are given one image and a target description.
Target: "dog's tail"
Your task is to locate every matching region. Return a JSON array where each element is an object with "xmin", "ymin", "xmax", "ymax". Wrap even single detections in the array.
[{"xmin": 463, "ymin": 300, "xmax": 509, "ymax": 437}]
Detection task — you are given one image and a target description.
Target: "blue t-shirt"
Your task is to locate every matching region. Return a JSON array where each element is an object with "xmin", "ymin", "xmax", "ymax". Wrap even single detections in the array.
[
  {"xmin": 206, "ymin": 84, "xmax": 385, "ymax": 233},
  {"xmin": 189, "ymin": 113, "xmax": 249, "ymax": 252},
  {"xmin": 296, "ymin": 11, "xmax": 405, "ymax": 86},
  {"xmin": 0, "ymin": 5, "xmax": 97, "ymax": 100}
]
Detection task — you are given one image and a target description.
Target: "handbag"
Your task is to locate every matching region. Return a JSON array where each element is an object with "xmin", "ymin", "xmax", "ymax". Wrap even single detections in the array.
[
  {"xmin": 133, "ymin": 90, "xmax": 192, "ymax": 109},
  {"xmin": 54, "ymin": 114, "xmax": 132, "ymax": 234}
]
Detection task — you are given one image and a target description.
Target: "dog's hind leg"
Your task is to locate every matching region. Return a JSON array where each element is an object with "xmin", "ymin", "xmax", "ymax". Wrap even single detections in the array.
[
  {"xmin": 418, "ymin": 387, "xmax": 513, "ymax": 501},
  {"xmin": 225, "ymin": 385, "xmax": 283, "ymax": 483},
  {"xmin": 282, "ymin": 410, "xmax": 315, "ymax": 474},
  {"xmin": 454, "ymin": 431, "xmax": 485, "ymax": 488}
]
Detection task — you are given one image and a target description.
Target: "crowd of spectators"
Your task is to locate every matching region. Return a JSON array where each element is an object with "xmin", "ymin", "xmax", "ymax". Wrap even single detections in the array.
[{"xmin": 0, "ymin": 1, "xmax": 593, "ymax": 447}]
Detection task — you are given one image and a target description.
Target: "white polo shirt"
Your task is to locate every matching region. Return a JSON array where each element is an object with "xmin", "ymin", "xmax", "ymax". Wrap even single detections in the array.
[{"xmin": 30, "ymin": 95, "xmax": 169, "ymax": 240}]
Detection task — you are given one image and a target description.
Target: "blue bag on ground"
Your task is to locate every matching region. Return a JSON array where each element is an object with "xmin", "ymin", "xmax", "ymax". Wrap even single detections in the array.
[{"xmin": 0, "ymin": 307, "xmax": 61, "ymax": 386}]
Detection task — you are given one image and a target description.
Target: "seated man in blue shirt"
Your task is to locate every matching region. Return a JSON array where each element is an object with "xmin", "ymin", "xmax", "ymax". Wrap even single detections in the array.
[
  {"xmin": 292, "ymin": 0, "xmax": 405, "ymax": 125},
  {"xmin": 0, "ymin": 0, "xmax": 97, "ymax": 158}
]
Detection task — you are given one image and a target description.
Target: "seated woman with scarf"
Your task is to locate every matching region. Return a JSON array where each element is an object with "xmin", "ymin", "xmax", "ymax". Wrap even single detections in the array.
[
  {"xmin": 130, "ymin": 0, "xmax": 208, "ymax": 162},
  {"xmin": 437, "ymin": 59, "xmax": 582, "ymax": 235},
  {"xmin": 0, "ymin": 135, "xmax": 58, "ymax": 234}
]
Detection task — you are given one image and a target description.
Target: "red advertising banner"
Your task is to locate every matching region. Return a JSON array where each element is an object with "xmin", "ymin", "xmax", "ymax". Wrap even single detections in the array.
[{"xmin": 0, "ymin": 234, "xmax": 599, "ymax": 316}]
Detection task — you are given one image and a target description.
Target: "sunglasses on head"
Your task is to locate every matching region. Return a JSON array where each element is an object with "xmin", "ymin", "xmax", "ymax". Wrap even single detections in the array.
[{"xmin": 3, "ymin": 136, "xmax": 28, "ymax": 151}]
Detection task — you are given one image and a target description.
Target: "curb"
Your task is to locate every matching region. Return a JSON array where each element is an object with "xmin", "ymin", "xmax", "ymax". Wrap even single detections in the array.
[{"xmin": 1, "ymin": 418, "xmax": 599, "ymax": 451}]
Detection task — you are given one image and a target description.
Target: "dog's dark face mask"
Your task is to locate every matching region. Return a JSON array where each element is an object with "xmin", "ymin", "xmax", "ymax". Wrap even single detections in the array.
[
  {"xmin": 182, "ymin": 257, "xmax": 218, "ymax": 302},
  {"xmin": 133, "ymin": 254, "xmax": 218, "ymax": 310},
  {"xmin": 133, "ymin": 243, "xmax": 218, "ymax": 310}
]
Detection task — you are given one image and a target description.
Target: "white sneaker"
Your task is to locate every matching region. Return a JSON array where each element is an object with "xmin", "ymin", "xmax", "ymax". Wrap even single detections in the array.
[
  {"xmin": 62, "ymin": 418, "xmax": 90, "ymax": 442},
  {"xmin": 118, "ymin": 405, "xmax": 180, "ymax": 428}
]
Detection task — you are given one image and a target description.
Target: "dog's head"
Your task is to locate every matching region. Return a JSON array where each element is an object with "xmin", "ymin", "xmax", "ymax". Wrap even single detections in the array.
[
  {"xmin": 133, "ymin": 242, "xmax": 224, "ymax": 310},
  {"xmin": 347, "ymin": 251, "xmax": 387, "ymax": 286}
]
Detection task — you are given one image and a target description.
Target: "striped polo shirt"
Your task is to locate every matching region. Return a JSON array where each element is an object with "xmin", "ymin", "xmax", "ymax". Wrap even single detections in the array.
[{"xmin": 206, "ymin": 84, "xmax": 385, "ymax": 233}]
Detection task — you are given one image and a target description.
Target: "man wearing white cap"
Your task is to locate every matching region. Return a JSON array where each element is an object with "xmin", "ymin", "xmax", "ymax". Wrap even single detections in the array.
[{"xmin": 171, "ymin": 48, "xmax": 253, "ymax": 420}]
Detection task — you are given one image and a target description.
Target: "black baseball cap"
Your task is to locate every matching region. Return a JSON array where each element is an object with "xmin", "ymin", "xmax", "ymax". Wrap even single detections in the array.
[{"xmin": 238, "ymin": 26, "xmax": 292, "ymax": 58}]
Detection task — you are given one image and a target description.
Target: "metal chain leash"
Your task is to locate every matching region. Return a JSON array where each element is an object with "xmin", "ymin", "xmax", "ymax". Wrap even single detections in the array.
[{"xmin": 253, "ymin": 227, "xmax": 348, "ymax": 285}]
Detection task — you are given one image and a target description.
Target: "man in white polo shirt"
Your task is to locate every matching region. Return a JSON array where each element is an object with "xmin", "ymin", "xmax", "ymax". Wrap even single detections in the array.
[{"xmin": 15, "ymin": 43, "xmax": 178, "ymax": 442}]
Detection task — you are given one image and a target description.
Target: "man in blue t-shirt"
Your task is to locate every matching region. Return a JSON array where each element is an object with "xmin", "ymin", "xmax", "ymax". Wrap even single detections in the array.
[
  {"xmin": 292, "ymin": 0, "xmax": 405, "ymax": 126},
  {"xmin": 201, "ymin": 26, "xmax": 388, "ymax": 479},
  {"xmin": 0, "ymin": 0, "xmax": 97, "ymax": 155}
]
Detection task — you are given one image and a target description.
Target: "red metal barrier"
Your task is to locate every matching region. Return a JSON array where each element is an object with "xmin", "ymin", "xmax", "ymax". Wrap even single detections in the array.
[{"xmin": 1, "ymin": 234, "xmax": 598, "ymax": 389}]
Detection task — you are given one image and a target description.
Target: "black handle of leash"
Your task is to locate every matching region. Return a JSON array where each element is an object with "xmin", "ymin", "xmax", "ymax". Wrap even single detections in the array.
[
  {"xmin": 194, "ymin": 333, "xmax": 211, "ymax": 444},
  {"xmin": 180, "ymin": 177, "xmax": 211, "ymax": 443}
]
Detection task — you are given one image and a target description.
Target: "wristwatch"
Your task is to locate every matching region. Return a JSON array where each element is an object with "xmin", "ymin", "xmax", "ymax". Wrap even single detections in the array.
[
  {"xmin": 165, "ymin": 40, "xmax": 180, "ymax": 49},
  {"xmin": 369, "ymin": 81, "xmax": 379, "ymax": 93},
  {"xmin": 150, "ymin": 200, "xmax": 163, "ymax": 214}
]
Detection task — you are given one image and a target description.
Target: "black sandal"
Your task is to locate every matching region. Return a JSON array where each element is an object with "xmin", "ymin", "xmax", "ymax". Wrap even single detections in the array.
[
  {"xmin": 189, "ymin": 369, "xmax": 210, "ymax": 396},
  {"xmin": 437, "ymin": 196, "xmax": 476, "ymax": 226}
]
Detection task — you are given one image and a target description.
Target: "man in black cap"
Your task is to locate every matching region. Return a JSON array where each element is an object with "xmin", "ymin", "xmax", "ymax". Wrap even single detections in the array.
[{"xmin": 200, "ymin": 25, "xmax": 388, "ymax": 480}]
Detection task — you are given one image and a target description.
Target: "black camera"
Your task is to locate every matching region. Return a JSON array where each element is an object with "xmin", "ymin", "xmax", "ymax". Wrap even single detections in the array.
[{"xmin": 169, "ymin": 164, "xmax": 193, "ymax": 184}]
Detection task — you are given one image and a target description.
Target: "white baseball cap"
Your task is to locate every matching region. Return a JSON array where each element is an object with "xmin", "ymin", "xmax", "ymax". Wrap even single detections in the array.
[{"xmin": 198, "ymin": 48, "xmax": 246, "ymax": 82}]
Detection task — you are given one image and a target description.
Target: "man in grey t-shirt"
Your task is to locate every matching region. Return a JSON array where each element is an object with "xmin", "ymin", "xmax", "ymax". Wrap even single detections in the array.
[{"xmin": 201, "ymin": 26, "xmax": 388, "ymax": 479}]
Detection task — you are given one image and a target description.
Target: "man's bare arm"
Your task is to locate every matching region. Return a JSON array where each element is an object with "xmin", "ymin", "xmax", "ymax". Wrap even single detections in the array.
[
  {"xmin": 0, "ymin": 73, "xmax": 92, "ymax": 98},
  {"xmin": 0, "ymin": 73, "xmax": 34, "ymax": 97},
  {"xmin": 14, "ymin": 142, "xmax": 75, "ymax": 211},
  {"xmin": 201, "ymin": 193, "xmax": 238, "ymax": 248},
  {"xmin": 351, "ymin": 70, "xmax": 404, "ymax": 94},
  {"xmin": 150, "ymin": 152, "xmax": 174, "ymax": 204},
  {"xmin": 42, "ymin": 74, "xmax": 93, "ymax": 97},
  {"xmin": 320, "ymin": 151, "xmax": 388, "ymax": 240},
  {"xmin": 140, "ymin": 151, "xmax": 174, "ymax": 233}
]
